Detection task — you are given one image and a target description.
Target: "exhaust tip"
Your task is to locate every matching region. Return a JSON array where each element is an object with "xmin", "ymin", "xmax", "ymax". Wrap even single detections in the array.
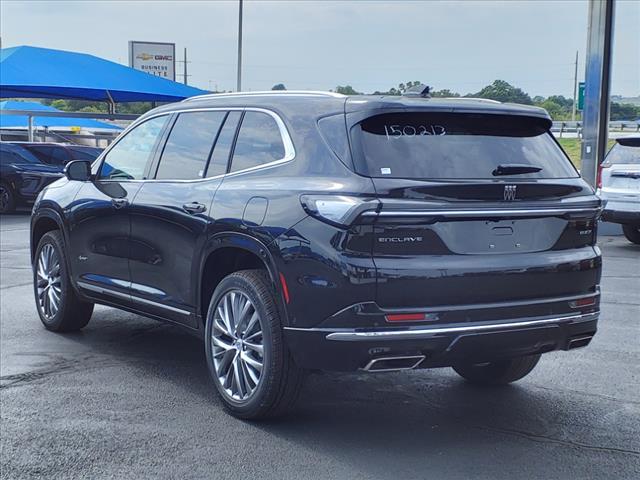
[
  {"xmin": 567, "ymin": 335, "xmax": 594, "ymax": 350},
  {"xmin": 362, "ymin": 355, "xmax": 425, "ymax": 372}
]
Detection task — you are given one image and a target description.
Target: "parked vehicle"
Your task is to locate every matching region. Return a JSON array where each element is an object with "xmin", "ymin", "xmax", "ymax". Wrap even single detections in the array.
[
  {"xmin": 15, "ymin": 142, "xmax": 103, "ymax": 169},
  {"xmin": 0, "ymin": 143, "xmax": 63, "ymax": 213},
  {"xmin": 599, "ymin": 136, "xmax": 640, "ymax": 244},
  {"xmin": 30, "ymin": 90, "xmax": 602, "ymax": 419}
]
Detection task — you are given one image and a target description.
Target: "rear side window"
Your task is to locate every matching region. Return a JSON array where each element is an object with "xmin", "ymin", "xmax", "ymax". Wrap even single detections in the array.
[
  {"xmin": 68, "ymin": 147, "xmax": 102, "ymax": 161},
  {"xmin": 99, "ymin": 115, "xmax": 168, "ymax": 180},
  {"xmin": 24, "ymin": 145, "xmax": 70, "ymax": 166},
  {"xmin": 351, "ymin": 113, "xmax": 578, "ymax": 180},
  {"xmin": 155, "ymin": 111, "xmax": 226, "ymax": 180},
  {"xmin": 230, "ymin": 111, "xmax": 285, "ymax": 173},
  {"xmin": 604, "ymin": 143, "xmax": 640, "ymax": 165},
  {"xmin": 207, "ymin": 111, "xmax": 241, "ymax": 177}
]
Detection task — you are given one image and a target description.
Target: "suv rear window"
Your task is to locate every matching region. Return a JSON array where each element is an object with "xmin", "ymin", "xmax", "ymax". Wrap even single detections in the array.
[
  {"xmin": 351, "ymin": 113, "xmax": 578, "ymax": 180},
  {"xmin": 605, "ymin": 143, "xmax": 640, "ymax": 165}
]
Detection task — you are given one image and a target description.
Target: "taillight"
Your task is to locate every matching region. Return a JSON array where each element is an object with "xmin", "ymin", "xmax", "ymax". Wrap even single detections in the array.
[
  {"xmin": 300, "ymin": 195, "xmax": 379, "ymax": 227},
  {"xmin": 597, "ymin": 162, "xmax": 610, "ymax": 189}
]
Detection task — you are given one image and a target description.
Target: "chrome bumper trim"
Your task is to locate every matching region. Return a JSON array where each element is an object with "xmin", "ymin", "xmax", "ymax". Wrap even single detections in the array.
[{"xmin": 321, "ymin": 312, "xmax": 599, "ymax": 342}]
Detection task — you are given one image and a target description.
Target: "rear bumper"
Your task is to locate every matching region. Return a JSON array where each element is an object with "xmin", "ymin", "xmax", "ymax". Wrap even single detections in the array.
[
  {"xmin": 602, "ymin": 208, "xmax": 640, "ymax": 226},
  {"xmin": 284, "ymin": 311, "xmax": 599, "ymax": 371}
]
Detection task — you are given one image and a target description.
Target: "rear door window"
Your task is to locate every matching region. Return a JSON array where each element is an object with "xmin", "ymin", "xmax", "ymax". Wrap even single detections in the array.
[
  {"xmin": 351, "ymin": 113, "xmax": 578, "ymax": 180},
  {"xmin": 155, "ymin": 111, "xmax": 226, "ymax": 180},
  {"xmin": 230, "ymin": 111, "xmax": 285, "ymax": 173}
]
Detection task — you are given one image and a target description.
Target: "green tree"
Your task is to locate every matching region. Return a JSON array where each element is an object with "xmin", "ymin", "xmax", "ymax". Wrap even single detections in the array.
[
  {"xmin": 474, "ymin": 80, "xmax": 532, "ymax": 105},
  {"xmin": 610, "ymin": 102, "xmax": 640, "ymax": 121},
  {"xmin": 334, "ymin": 85, "xmax": 362, "ymax": 95},
  {"xmin": 271, "ymin": 83, "xmax": 286, "ymax": 91},
  {"xmin": 373, "ymin": 81, "xmax": 423, "ymax": 96},
  {"xmin": 431, "ymin": 89, "xmax": 460, "ymax": 98}
]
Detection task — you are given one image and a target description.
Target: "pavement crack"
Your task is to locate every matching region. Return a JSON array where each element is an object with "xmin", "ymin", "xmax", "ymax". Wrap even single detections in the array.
[{"xmin": 473, "ymin": 424, "xmax": 640, "ymax": 456}]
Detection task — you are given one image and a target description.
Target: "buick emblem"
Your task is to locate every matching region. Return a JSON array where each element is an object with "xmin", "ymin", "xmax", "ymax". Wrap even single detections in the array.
[{"xmin": 503, "ymin": 185, "xmax": 517, "ymax": 201}]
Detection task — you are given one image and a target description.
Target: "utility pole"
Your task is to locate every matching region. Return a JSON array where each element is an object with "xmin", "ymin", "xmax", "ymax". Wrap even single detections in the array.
[
  {"xmin": 237, "ymin": 0, "xmax": 243, "ymax": 92},
  {"xmin": 177, "ymin": 47, "xmax": 190, "ymax": 85},
  {"xmin": 572, "ymin": 50, "xmax": 579, "ymax": 122},
  {"xmin": 183, "ymin": 47, "xmax": 188, "ymax": 85}
]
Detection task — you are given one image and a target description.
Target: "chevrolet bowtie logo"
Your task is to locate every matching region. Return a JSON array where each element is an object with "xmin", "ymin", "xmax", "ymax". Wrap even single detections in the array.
[
  {"xmin": 136, "ymin": 53, "xmax": 154, "ymax": 61},
  {"xmin": 503, "ymin": 185, "xmax": 517, "ymax": 201}
]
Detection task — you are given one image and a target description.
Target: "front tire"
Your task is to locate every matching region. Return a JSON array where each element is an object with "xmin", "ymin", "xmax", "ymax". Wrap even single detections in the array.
[
  {"xmin": 33, "ymin": 231, "xmax": 94, "ymax": 332},
  {"xmin": 622, "ymin": 225, "xmax": 640, "ymax": 245},
  {"xmin": 0, "ymin": 182, "xmax": 16, "ymax": 214},
  {"xmin": 204, "ymin": 270, "xmax": 304, "ymax": 419},
  {"xmin": 453, "ymin": 354, "xmax": 541, "ymax": 386}
]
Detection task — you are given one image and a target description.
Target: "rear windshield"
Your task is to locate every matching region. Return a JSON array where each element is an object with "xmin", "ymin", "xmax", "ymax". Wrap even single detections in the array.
[
  {"xmin": 605, "ymin": 143, "xmax": 640, "ymax": 165},
  {"xmin": 351, "ymin": 113, "xmax": 578, "ymax": 179}
]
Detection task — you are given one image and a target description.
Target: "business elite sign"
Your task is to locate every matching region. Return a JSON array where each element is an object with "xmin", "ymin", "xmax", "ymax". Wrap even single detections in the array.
[{"xmin": 128, "ymin": 41, "xmax": 176, "ymax": 81}]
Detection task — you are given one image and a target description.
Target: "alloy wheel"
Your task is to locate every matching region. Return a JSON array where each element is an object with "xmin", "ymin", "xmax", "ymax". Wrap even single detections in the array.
[
  {"xmin": 211, "ymin": 290, "xmax": 265, "ymax": 402},
  {"xmin": 36, "ymin": 244, "xmax": 62, "ymax": 319}
]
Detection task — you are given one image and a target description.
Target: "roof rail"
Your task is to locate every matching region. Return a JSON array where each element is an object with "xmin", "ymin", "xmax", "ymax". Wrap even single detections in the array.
[
  {"xmin": 183, "ymin": 90, "xmax": 346, "ymax": 102},
  {"xmin": 445, "ymin": 97, "xmax": 502, "ymax": 104}
]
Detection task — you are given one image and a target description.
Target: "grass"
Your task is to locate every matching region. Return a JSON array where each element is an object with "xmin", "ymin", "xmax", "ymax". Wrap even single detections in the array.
[{"xmin": 556, "ymin": 138, "xmax": 616, "ymax": 170}]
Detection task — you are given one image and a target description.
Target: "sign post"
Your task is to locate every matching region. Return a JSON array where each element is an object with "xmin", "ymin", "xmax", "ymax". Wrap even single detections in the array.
[{"xmin": 128, "ymin": 41, "xmax": 176, "ymax": 81}]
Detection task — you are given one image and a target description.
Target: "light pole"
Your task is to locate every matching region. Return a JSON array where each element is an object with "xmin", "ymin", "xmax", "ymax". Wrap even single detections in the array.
[
  {"xmin": 237, "ymin": 0, "xmax": 243, "ymax": 92},
  {"xmin": 581, "ymin": 0, "xmax": 615, "ymax": 187}
]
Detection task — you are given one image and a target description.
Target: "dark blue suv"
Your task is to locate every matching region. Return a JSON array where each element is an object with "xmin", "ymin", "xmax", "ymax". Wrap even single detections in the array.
[
  {"xmin": 30, "ymin": 91, "xmax": 602, "ymax": 418},
  {"xmin": 0, "ymin": 142, "xmax": 63, "ymax": 213}
]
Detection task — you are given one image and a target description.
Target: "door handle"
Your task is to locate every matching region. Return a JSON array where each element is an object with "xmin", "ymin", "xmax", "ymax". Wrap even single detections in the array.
[
  {"xmin": 112, "ymin": 198, "xmax": 129, "ymax": 209},
  {"xmin": 183, "ymin": 202, "xmax": 207, "ymax": 214}
]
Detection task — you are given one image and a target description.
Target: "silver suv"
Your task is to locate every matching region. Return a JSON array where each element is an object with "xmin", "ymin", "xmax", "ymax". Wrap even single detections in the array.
[{"xmin": 599, "ymin": 136, "xmax": 640, "ymax": 244}]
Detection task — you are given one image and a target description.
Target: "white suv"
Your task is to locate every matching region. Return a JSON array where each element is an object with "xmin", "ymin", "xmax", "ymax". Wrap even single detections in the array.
[{"xmin": 599, "ymin": 136, "xmax": 640, "ymax": 244}]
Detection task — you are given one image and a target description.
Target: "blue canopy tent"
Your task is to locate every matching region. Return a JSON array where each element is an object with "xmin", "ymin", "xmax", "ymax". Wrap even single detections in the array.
[
  {"xmin": 0, "ymin": 101, "xmax": 122, "ymax": 130},
  {"xmin": 0, "ymin": 45, "xmax": 207, "ymax": 103}
]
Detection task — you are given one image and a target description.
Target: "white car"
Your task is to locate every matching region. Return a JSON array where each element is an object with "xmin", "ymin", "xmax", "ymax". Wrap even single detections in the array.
[{"xmin": 599, "ymin": 136, "xmax": 640, "ymax": 244}]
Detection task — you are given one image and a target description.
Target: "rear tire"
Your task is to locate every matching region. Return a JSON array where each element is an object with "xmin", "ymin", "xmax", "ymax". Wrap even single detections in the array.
[
  {"xmin": 0, "ymin": 182, "xmax": 16, "ymax": 214},
  {"xmin": 622, "ymin": 225, "xmax": 640, "ymax": 245},
  {"xmin": 453, "ymin": 354, "xmax": 541, "ymax": 386},
  {"xmin": 204, "ymin": 269, "xmax": 304, "ymax": 419},
  {"xmin": 33, "ymin": 231, "xmax": 94, "ymax": 332}
]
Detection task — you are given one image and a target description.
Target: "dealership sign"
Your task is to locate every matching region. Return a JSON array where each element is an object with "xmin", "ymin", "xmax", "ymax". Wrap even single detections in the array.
[{"xmin": 128, "ymin": 41, "xmax": 176, "ymax": 81}]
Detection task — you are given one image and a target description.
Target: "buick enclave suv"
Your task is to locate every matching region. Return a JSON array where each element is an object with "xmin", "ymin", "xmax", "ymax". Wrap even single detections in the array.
[{"xmin": 30, "ymin": 90, "xmax": 602, "ymax": 418}]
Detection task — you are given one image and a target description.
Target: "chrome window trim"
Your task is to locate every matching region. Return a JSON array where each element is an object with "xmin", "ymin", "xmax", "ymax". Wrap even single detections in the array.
[
  {"xmin": 95, "ymin": 107, "xmax": 295, "ymax": 184},
  {"xmin": 77, "ymin": 281, "xmax": 191, "ymax": 316},
  {"xmin": 283, "ymin": 311, "xmax": 599, "ymax": 342}
]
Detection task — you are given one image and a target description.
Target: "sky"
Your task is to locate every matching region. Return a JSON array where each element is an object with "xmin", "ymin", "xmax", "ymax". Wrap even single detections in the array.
[{"xmin": 1, "ymin": 0, "xmax": 638, "ymax": 98}]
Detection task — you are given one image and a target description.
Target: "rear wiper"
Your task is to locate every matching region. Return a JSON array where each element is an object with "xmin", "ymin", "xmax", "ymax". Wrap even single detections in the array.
[{"xmin": 492, "ymin": 164, "xmax": 543, "ymax": 176}]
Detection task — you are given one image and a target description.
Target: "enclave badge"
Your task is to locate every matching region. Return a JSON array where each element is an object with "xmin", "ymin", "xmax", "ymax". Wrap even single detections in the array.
[{"xmin": 503, "ymin": 185, "xmax": 517, "ymax": 201}]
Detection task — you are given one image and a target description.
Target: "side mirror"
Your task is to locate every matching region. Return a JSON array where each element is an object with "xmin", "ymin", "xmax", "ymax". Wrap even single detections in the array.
[{"xmin": 64, "ymin": 160, "xmax": 92, "ymax": 181}]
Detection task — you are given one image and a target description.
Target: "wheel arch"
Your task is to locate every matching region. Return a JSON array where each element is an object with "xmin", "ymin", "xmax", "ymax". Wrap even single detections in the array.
[
  {"xmin": 31, "ymin": 209, "xmax": 66, "ymax": 262},
  {"xmin": 198, "ymin": 232, "xmax": 289, "ymax": 330}
]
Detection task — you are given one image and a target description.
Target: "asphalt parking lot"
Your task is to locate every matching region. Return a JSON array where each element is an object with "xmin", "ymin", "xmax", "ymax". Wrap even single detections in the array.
[{"xmin": 1, "ymin": 213, "xmax": 638, "ymax": 480}]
